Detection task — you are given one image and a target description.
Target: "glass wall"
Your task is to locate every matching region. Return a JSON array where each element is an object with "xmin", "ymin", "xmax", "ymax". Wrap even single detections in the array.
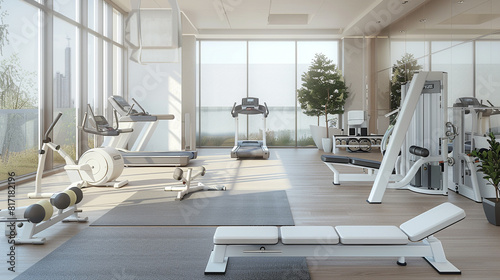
[
  {"xmin": 198, "ymin": 41, "xmax": 247, "ymax": 146},
  {"xmin": 0, "ymin": 0, "xmax": 125, "ymax": 183},
  {"xmin": 0, "ymin": 0, "xmax": 39, "ymax": 181},
  {"xmin": 248, "ymin": 41, "xmax": 295, "ymax": 145},
  {"xmin": 197, "ymin": 40, "xmax": 339, "ymax": 147},
  {"xmin": 53, "ymin": 17, "xmax": 78, "ymax": 164}
]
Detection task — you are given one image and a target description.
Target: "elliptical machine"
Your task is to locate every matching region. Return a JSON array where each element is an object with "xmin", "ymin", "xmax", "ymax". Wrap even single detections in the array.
[{"xmin": 28, "ymin": 109, "xmax": 130, "ymax": 199}]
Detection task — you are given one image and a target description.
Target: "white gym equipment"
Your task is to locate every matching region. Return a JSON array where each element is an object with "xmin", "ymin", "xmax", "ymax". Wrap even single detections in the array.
[
  {"xmin": 164, "ymin": 166, "xmax": 225, "ymax": 200},
  {"xmin": 205, "ymin": 202, "xmax": 465, "ymax": 275},
  {"xmin": 367, "ymin": 71, "xmax": 451, "ymax": 204},
  {"xmin": 1, "ymin": 186, "xmax": 87, "ymax": 244},
  {"xmin": 231, "ymin": 97, "xmax": 270, "ymax": 159},
  {"xmin": 449, "ymin": 97, "xmax": 500, "ymax": 202},
  {"xmin": 106, "ymin": 95, "xmax": 197, "ymax": 166},
  {"xmin": 321, "ymin": 154, "xmax": 403, "ymax": 185},
  {"xmin": 28, "ymin": 112, "xmax": 128, "ymax": 199}
]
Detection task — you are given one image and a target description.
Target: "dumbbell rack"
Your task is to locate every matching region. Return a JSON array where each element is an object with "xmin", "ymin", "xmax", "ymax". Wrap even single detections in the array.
[{"xmin": 332, "ymin": 135, "xmax": 384, "ymax": 152}]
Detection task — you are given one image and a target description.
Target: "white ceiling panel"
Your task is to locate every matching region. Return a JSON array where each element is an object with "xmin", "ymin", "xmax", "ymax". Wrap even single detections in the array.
[{"xmin": 112, "ymin": 0, "xmax": 500, "ymax": 38}]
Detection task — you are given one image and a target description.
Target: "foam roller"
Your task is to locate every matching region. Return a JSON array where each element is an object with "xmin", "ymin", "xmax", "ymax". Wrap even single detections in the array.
[
  {"xmin": 24, "ymin": 200, "xmax": 53, "ymax": 223},
  {"xmin": 63, "ymin": 189, "xmax": 78, "ymax": 206},
  {"xmin": 50, "ymin": 192, "xmax": 71, "ymax": 209},
  {"xmin": 69, "ymin": 187, "xmax": 83, "ymax": 204}
]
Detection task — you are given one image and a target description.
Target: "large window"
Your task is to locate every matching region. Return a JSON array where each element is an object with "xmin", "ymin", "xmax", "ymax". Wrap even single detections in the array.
[
  {"xmin": 0, "ymin": 0, "xmax": 125, "ymax": 184},
  {"xmin": 476, "ymin": 40, "xmax": 500, "ymax": 133},
  {"xmin": 53, "ymin": 17, "xmax": 78, "ymax": 164},
  {"xmin": 0, "ymin": 0, "xmax": 39, "ymax": 181},
  {"xmin": 198, "ymin": 41, "xmax": 247, "ymax": 146},
  {"xmin": 249, "ymin": 41, "xmax": 295, "ymax": 146},
  {"xmin": 431, "ymin": 41, "xmax": 473, "ymax": 104},
  {"xmin": 197, "ymin": 40, "xmax": 339, "ymax": 147}
]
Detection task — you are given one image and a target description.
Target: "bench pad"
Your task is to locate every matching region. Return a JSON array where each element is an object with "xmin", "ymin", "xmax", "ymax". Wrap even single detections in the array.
[
  {"xmin": 348, "ymin": 158, "xmax": 381, "ymax": 169},
  {"xmin": 335, "ymin": 226, "xmax": 409, "ymax": 245},
  {"xmin": 281, "ymin": 226, "xmax": 339, "ymax": 245},
  {"xmin": 321, "ymin": 155, "xmax": 381, "ymax": 169},
  {"xmin": 399, "ymin": 202, "xmax": 466, "ymax": 242},
  {"xmin": 321, "ymin": 155, "xmax": 351, "ymax": 164},
  {"xmin": 214, "ymin": 226, "xmax": 278, "ymax": 245}
]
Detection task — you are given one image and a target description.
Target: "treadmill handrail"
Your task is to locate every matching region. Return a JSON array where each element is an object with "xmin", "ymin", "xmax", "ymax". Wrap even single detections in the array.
[
  {"xmin": 231, "ymin": 102, "xmax": 237, "ymax": 118},
  {"xmin": 132, "ymin": 97, "xmax": 149, "ymax": 115}
]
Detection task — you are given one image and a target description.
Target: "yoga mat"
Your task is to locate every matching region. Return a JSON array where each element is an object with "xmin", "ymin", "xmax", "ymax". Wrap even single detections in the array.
[
  {"xmin": 91, "ymin": 190, "xmax": 295, "ymax": 226},
  {"xmin": 14, "ymin": 227, "xmax": 310, "ymax": 280}
]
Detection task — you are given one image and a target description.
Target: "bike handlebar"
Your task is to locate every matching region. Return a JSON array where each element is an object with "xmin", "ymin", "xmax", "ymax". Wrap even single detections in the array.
[{"xmin": 44, "ymin": 112, "xmax": 63, "ymax": 142}]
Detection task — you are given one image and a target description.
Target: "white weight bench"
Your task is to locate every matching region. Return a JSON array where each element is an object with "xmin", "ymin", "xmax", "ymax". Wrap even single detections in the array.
[
  {"xmin": 321, "ymin": 153, "xmax": 407, "ymax": 185},
  {"xmin": 205, "ymin": 202, "xmax": 465, "ymax": 275}
]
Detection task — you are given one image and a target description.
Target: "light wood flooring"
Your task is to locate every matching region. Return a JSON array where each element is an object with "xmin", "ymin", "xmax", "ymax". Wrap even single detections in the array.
[{"xmin": 1, "ymin": 148, "xmax": 499, "ymax": 280}]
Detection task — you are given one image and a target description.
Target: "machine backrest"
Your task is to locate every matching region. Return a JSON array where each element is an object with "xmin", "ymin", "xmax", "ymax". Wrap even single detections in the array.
[{"xmin": 399, "ymin": 202, "xmax": 465, "ymax": 242}]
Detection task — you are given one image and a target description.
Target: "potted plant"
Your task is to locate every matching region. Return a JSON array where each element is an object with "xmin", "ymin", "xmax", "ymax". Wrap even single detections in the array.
[
  {"xmin": 297, "ymin": 53, "xmax": 349, "ymax": 152},
  {"xmin": 471, "ymin": 132, "xmax": 500, "ymax": 226}
]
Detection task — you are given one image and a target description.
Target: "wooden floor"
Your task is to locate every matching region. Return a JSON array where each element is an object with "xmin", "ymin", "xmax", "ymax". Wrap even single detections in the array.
[{"xmin": 1, "ymin": 148, "xmax": 499, "ymax": 279}]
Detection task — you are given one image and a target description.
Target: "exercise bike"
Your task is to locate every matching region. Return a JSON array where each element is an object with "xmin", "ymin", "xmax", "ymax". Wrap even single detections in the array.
[{"xmin": 28, "ymin": 110, "xmax": 130, "ymax": 199}]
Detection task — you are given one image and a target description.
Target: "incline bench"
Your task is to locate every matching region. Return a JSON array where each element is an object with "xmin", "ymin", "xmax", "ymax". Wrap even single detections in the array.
[
  {"xmin": 205, "ymin": 202, "xmax": 465, "ymax": 275},
  {"xmin": 321, "ymin": 154, "xmax": 388, "ymax": 185}
]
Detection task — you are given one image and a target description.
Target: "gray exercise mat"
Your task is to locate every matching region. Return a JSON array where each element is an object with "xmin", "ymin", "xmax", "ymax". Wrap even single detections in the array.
[
  {"xmin": 91, "ymin": 190, "xmax": 295, "ymax": 226},
  {"xmin": 14, "ymin": 227, "xmax": 310, "ymax": 280}
]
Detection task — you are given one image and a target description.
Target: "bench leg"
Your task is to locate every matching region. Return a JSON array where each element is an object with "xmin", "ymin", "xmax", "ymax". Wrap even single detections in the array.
[
  {"xmin": 205, "ymin": 245, "xmax": 228, "ymax": 274},
  {"xmin": 423, "ymin": 236, "xmax": 461, "ymax": 274},
  {"xmin": 324, "ymin": 163, "xmax": 340, "ymax": 185}
]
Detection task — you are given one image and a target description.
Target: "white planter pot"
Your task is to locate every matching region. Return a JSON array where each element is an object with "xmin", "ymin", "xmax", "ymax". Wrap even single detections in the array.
[
  {"xmin": 322, "ymin": 137, "xmax": 332, "ymax": 153},
  {"xmin": 310, "ymin": 125, "xmax": 342, "ymax": 150}
]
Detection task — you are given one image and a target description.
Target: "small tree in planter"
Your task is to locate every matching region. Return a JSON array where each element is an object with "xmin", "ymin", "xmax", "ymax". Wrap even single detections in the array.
[
  {"xmin": 298, "ymin": 53, "xmax": 349, "ymax": 142},
  {"xmin": 390, "ymin": 53, "xmax": 422, "ymax": 120},
  {"xmin": 471, "ymin": 132, "xmax": 500, "ymax": 225}
]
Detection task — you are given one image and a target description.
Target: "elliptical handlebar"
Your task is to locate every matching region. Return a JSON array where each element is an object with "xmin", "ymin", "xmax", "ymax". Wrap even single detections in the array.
[
  {"xmin": 263, "ymin": 102, "xmax": 269, "ymax": 117},
  {"xmin": 44, "ymin": 112, "xmax": 63, "ymax": 143}
]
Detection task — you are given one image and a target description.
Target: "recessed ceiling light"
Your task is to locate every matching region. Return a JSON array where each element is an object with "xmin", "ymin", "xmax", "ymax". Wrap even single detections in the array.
[{"xmin": 268, "ymin": 14, "xmax": 309, "ymax": 25}]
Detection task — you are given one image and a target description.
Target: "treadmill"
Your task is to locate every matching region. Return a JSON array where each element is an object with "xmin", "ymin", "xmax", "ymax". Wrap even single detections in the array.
[
  {"xmin": 105, "ymin": 95, "xmax": 197, "ymax": 167},
  {"xmin": 231, "ymin": 97, "xmax": 270, "ymax": 159}
]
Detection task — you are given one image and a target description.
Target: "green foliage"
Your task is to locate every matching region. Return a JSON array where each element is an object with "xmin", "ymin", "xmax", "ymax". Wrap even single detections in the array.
[
  {"xmin": 471, "ymin": 132, "xmax": 500, "ymax": 202},
  {"xmin": 390, "ymin": 53, "xmax": 422, "ymax": 111},
  {"xmin": 265, "ymin": 130, "xmax": 293, "ymax": 146},
  {"xmin": 297, "ymin": 53, "xmax": 349, "ymax": 138},
  {"xmin": 199, "ymin": 134, "xmax": 234, "ymax": 146},
  {"xmin": 0, "ymin": 147, "xmax": 38, "ymax": 181},
  {"xmin": 198, "ymin": 130, "xmax": 316, "ymax": 147}
]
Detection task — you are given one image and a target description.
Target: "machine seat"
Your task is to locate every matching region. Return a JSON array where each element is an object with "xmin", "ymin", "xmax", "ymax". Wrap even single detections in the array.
[{"xmin": 321, "ymin": 155, "xmax": 381, "ymax": 169}]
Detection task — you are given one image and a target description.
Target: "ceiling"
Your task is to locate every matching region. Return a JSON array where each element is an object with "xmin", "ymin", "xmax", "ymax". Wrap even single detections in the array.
[{"xmin": 112, "ymin": 0, "xmax": 500, "ymax": 39}]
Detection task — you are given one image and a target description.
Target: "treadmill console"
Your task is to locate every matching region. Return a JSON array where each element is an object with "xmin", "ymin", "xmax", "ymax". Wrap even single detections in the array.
[
  {"xmin": 242, "ymin": 97, "xmax": 259, "ymax": 110},
  {"xmin": 110, "ymin": 95, "xmax": 143, "ymax": 116},
  {"xmin": 454, "ymin": 97, "xmax": 482, "ymax": 107},
  {"xmin": 93, "ymin": 115, "xmax": 115, "ymax": 133}
]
